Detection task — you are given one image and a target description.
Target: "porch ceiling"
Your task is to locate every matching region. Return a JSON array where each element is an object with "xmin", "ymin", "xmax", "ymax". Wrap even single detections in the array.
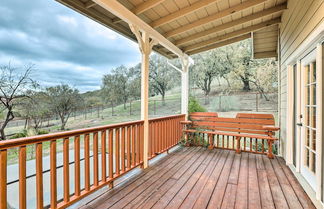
[{"xmin": 56, "ymin": 0, "xmax": 287, "ymax": 58}]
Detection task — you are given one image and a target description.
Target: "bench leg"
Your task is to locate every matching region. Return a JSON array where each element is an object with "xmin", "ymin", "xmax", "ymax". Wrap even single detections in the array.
[
  {"xmin": 208, "ymin": 134, "xmax": 213, "ymax": 150},
  {"xmin": 267, "ymin": 140, "xmax": 274, "ymax": 159},
  {"xmin": 236, "ymin": 137, "xmax": 241, "ymax": 154}
]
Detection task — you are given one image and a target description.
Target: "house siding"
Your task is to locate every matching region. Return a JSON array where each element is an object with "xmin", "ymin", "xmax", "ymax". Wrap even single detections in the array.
[{"xmin": 279, "ymin": 0, "xmax": 324, "ymax": 159}]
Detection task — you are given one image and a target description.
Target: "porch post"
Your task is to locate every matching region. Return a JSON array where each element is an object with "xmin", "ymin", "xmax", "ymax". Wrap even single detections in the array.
[
  {"xmin": 130, "ymin": 24, "xmax": 157, "ymax": 169},
  {"xmin": 181, "ymin": 56, "xmax": 190, "ymax": 118}
]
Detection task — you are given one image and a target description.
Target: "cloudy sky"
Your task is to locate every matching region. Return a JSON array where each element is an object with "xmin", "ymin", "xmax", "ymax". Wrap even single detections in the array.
[{"xmin": 0, "ymin": 0, "xmax": 142, "ymax": 92}]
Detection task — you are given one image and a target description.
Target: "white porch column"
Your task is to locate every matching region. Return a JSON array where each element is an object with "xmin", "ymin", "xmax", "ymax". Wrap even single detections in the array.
[
  {"xmin": 130, "ymin": 25, "xmax": 157, "ymax": 169},
  {"xmin": 181, "ymin": 56, "xmax": 190, "ymax": 118}
]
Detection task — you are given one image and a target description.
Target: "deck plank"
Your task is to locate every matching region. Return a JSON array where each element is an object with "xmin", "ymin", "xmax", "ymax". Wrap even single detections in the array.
[
  {"xmin": 192, "ymin": 150, "xmax": 230, "ymax": 209},
  {"xmin": 221, "ymin": 184, "xmax": 238, "ymax": 209},
  {"xmin": 109, "ymin": 147, "xmax": 204, "ymax": 209},
  {"xmin": 277, "ymin": 157, "xmax": 316, "ymax": 209},
  {"xmin": 235, "ymin": 152, "xmax": 249, "ymax": 209},
  {"xmin": 179, "ymin": 150, "xmax": 223, "ymax": 209},
  {"xmin": 89, "ymin": 147, "xmax": 196, "ymax": 208},
  {"xmin": 122, "ymin": 147, "xmax": 206, "ymax": 208},
  {"xmin": 78, "ymin": 147, "xmax": 315, "ymax": 209},
  {"xmin": 271, "ymin": 157, "xmax": 303, "ymax": 209},
  {"xmin": 165, "ymin": 150, "xmax": 220, "ymax": 208},
  {"xmin": 206, "ymin": 151, "xmax": 235, "ymax": 209},
  {"xmin": 263, "ymin": 155, "xmax": 290, "ymax": 209},
  {"xmin": 151, "ymin": 149, "xmax": 212, "ymax": 209},
  {"xmin": 248, "ymin": 154, "xmax": 262, "ymax": 209}
]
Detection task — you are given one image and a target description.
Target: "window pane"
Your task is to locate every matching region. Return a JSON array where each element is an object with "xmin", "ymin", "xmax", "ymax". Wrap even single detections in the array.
[
  {"xmin": 305, "ymin": 149, "xmax": 310, "ymax": 166},
  {"xmin": 312, "ymin": 130, "xmax": 316, "ymax": 151},
  {"xmin": 313, "ymin": 107, "xmax": 316, "ymax": 128},
  {"xmin": 311, "ymin": 152, "xmax": 316, "ymax": 173},
  {"xmin": 312, "ymin": 62, "xmax": 316, "ymax": 82},
  {"xmin": 306, "ymin": 129, "xmax": 310, "ymax": 147}
]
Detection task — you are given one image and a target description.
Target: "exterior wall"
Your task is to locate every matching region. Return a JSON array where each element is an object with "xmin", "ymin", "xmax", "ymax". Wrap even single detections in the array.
[{"xmin": 279, "ymin": 0, "xmax": 324, "ymax": 159}]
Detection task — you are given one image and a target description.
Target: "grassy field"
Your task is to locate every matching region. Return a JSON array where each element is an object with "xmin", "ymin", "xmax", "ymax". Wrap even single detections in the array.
[{"xmin": 4, "ymin": 86, "xmax": 278, "ymax": 164}]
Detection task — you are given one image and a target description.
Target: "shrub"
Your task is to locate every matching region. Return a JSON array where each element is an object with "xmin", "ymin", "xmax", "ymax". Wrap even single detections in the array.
[{"xmin": 188, "ymin": 97, "xmax": 206, "ymax": 113}]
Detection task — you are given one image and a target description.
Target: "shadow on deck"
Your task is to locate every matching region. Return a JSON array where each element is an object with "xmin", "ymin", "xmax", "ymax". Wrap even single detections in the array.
[{"xmin": 77, "ymin": 146, "xmax": 315, "ymax": 209}]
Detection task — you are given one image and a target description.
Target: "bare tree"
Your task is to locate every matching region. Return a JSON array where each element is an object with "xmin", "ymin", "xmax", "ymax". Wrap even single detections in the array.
[{"xmin": 0, "ymin": 64, "xmax": 35, "ymax": 140}]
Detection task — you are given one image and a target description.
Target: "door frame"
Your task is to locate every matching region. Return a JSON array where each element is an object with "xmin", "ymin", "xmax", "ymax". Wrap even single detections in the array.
[
  {"xmin": 287, "ymin": 42, "xmax": 323, "ymax": 201},
  {"xmin": 300, "ymin": 50, "xmax": 317, "ymax": 191}
]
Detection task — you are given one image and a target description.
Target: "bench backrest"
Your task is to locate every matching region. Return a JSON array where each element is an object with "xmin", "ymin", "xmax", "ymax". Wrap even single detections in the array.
[
  {"xmin": 191, "ymin": 113, "xmax": 275, "ymax": 136},
  {"xmin": 189, "ymin": 112, "xmax": 218, "ymax": 127}
]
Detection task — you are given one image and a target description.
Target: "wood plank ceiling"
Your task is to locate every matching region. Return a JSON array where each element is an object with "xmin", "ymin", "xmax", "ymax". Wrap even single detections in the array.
[{"xmin": 56, "ymin": 0, "xmax": 287, "ymax": 58}]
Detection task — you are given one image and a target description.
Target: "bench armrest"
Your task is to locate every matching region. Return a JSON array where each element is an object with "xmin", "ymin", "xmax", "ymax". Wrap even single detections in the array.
[
  {"xmin": 180, "ymin": 121, "xmax": 192, "ymax": 125},
  {"xmin": 262, "ymin": 125, "xmax": 280, "ymax": 132}
]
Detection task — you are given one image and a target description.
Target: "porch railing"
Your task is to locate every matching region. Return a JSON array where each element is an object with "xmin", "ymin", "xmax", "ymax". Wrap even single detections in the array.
[{"xmin": 0, "ymin": 114, "xmax": 185, "ymax": 209}]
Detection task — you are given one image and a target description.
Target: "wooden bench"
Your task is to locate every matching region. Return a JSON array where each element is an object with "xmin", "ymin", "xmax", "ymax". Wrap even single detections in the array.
[
  {"xmin": 181, "ymin": 113, "xmax": 279, "ymax": 158},
  {"xmin": 180, "ymin": 112, "xmax": 218, "ymax": 145}
]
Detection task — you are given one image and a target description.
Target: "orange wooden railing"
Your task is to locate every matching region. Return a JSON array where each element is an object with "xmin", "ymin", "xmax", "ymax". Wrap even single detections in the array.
[
  {"xmin": 0, "ymin": 114, "xmax": 185, "ymax": 209},
  {"xmin": 148, "ymin": 114, "xmax": 185, "ymax": 159}
]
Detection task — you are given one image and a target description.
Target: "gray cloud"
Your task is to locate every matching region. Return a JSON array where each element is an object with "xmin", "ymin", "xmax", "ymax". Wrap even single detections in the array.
[{"xmin": 0, "ymin": 0, "xmax": 141, "ymax": 92}]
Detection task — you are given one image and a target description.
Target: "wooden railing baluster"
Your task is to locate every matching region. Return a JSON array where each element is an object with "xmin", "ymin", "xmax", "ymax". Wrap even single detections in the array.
[
  {"xmin": 19, "ymin": 146, "xmax": 27, "ymax": 209},
  {"xmin": 131, "ymin": 126, "xmax": 135, "ymax": 167},
  {"xmin": 121, "ymin": 127, "xmax": 125, "ymax": 173},
  {"xmin": 101, "ymin": 130, "xmax": 107, "ymax": 183},
  {"xmin": 0, "ymin": 150, "xmax": 7, "ymax": 209},
  {"xmin": 93, "ymin": 132, "xmax": 99, "ymax": 186},
  {"xmin": 127, "ymin": 127, "xmax": 131, "ymax": 169},
  {"xmin": 84, "ymin": 134, "xmax": 90, "ymax": 191},
  {"xmin": 50, "ymin": 140, "xmax": 57, "ymax": 208},
  {"xmin": 115, "ymin": 128, "xmax": 120, "ymax": 175},
  {"xmin": 74, "ymin": 135, "xmax": 80, "ymax": 196},
  {"xmin": 35, "ymin": 143, "xmax": 43, "ymax": 209},
  {"xmin": 108, "ymin": 129, "xmax": 114, "ymax": 180},
  {"xmin": 63, "ymin": 138, "xmax": 70, "ymax": 203}
]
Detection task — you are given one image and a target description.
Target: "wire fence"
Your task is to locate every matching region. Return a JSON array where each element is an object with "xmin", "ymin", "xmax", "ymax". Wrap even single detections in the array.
[{"xmin": 3, "ymin": 92, "xmax": 278, "ymax": 137}]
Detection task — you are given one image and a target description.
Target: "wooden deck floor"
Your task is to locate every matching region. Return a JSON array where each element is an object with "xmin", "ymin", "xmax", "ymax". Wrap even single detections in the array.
[{"xmin": 80, "ymin": 147, "xmax": 315, "ymax": 209}]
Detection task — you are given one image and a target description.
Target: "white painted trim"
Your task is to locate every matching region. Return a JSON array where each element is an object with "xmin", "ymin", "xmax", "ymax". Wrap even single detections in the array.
[
  {"xmin": 316, "ymin": 43, "xmax": 323, "ymax": 201},
  {"xmin": 93, "ymin": 0, "xmax": 185, "ymax": 58},
  {"xmin": 286, "ymin": 64, "xmax": 294, "ymax": 165}
]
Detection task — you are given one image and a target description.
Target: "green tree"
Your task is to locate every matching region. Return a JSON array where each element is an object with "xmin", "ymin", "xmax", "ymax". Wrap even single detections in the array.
[
  {"xmin": 46, "ymin": 84, "xmax": 81, "ymax": 130},
  {"xmin": 149, "ymin": 55, "xmax": 177, "ymax": 104}
]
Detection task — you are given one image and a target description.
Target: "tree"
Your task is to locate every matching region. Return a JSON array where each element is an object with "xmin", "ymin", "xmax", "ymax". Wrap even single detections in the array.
[
  {"xmin": 223, "ymin": 40, "xmax": 253, "ymax": 91},
  {"xmin": 0, "ymin": 64, "xmax": 35, "ymax": 140},
  {"xmin": 191, "ymin": 53, "xmax": 219, "ymax": 103},
  {"xmin": 20, "ymin": 91, "xmax": 50, "ymax": 131},
  {"xmin": 46, "ymin": 84, "xmax": 81, "ymax": 130},
  {"xmin": 102, "ymin": 65, "xmax": 131, "ymax": 110},
  {"xmin": 149, "ymin": 55, "xmax": 176, "ymax": 104}
]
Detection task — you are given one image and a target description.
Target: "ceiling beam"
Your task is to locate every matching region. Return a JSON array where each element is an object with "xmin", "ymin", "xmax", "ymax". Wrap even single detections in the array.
[
  {"xmin": 85, "ymin": 1, "xmax": 96, "ymax": 8},
  {"xmin": 150, "ymin": 0, "xmax": 222, "ymax": 28},
  {"xmin": 175, "ymin": 3, "xmax": 287, "ymax": 46},
  {"xmin": 183, "ymin": 18, "xmax": 281, "ymax": 52},
  {"xmin": 187, "ymin": 34, "xmax": 251, "ymax": 55},
  {"xmin": 132, "ymin": 0, "xmax": 166, "ymax": 15},
  {"xmin": 92, "ymin": 0, "xmax": 185, "ymax": 57},
  {"xmin": 164, "ymin": 0, "xmax": 267, "ymax": 38}
]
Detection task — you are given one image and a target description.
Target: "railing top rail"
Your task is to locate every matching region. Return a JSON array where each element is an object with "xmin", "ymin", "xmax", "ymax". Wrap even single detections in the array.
[
  {"xmin": 0, "ymin": 120, "xmax": 144, "ymax": 149},
  {"xmin": 149, "ymin": 114, "xmax": 186, "ymax": 122}
]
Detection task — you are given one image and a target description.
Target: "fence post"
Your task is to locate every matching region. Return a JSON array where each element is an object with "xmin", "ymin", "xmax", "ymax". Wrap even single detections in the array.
[{"xmin": 256, "ymin": 93, "xmax": 259, "ymax": 112}]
